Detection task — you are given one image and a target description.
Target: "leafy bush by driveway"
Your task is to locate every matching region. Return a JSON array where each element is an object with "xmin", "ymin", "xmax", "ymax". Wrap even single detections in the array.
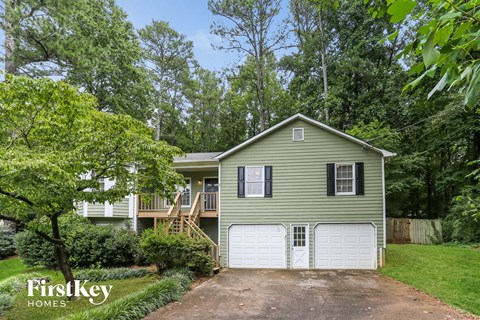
[{"xmin": 141, "ymin": 228, "xmax": 214, "ymax": 274}]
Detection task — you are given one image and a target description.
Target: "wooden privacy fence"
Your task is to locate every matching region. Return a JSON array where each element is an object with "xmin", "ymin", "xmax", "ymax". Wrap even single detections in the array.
[{"xmin": 386, "ymin": 218, "xmax": 442, "ymax": 244}]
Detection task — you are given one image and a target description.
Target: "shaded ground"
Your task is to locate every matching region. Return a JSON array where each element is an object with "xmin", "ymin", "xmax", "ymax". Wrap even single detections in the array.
[{"xmin": 145, "ymin": 269, "xmax": 478, "ymax": 320}]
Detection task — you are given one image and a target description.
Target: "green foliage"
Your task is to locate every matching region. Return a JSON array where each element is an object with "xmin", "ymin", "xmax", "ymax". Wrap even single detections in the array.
[
  {"xmin": 63, "ymin": 269, "xmax": 193, "ymax": 320},
  {"xmin": 375, "ymin": 0, "xmax": 480, "ymax": 109},
  {"xmin": 15, "ymin": 222, "xmax": 142, "ymax": 269},
  {"xmin": 1, "ymin": 0, "xmax": 153, "ymax": 121},
  {"xmin": 67, "ymin": 225, "xmax": 140, "ymax": 268},
  {"xmin": 446, "ymin": 186, "xmax": 480, "ymax": 243},
  {"xmin": 74, "ymin": 268, "xmax": 152, "ymax": 282},
  {"xmin": 0, "ymin": 272, "xmax": 42, "ymax": 315},
  {"xmin": 0, "ymin": 226, "xmax": 15, "ymax": 259},
  {"xmin": 14, "ymin": 231, "xmax": 57, "ymax": 268},
  {"xmin": 0, "ymin": 76, "xmax": 183, "ymax": 283},
  {"xmin": 141, "ymin": 228, "xmax": 214, "ymax": 275}
]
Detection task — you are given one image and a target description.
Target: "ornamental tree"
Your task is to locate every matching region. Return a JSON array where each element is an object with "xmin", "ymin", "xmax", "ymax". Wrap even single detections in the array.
[{"xmin": 0, "ymin": 76, "xmax": 184, "ymax": 289}]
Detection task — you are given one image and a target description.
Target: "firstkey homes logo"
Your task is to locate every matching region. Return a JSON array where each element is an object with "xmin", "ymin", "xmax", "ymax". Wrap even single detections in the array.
[{"xmin": 27, "ymin": 279, "xmax": 113, "ymax": 308}]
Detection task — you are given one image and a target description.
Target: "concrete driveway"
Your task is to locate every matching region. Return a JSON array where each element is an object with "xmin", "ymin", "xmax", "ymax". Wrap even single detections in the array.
[{"xmin": 145, "ymin": 269, "xmax": 476, "ymax": 320}]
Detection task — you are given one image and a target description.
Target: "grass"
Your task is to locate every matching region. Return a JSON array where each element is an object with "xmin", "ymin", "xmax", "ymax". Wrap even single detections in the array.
[
  {"xmin": 380, "ymin": 244, "xmax": 480, "ymax": 316},
  {"xmin": 0, "ymin": 258, "xmax": 28, "ymax": 281},
  {"xmin": 3, "ymin": 271, "xmax": 156, "ymax": 320}
]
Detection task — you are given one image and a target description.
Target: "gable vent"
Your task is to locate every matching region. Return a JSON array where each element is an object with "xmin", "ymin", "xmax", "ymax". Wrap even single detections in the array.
[{"xmin": 292, "ymin": 128, "xmax": 304, "ymax": 141}]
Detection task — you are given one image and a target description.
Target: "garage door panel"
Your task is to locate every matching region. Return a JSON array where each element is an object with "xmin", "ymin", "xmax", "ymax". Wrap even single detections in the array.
[
  {"xmin": 228, "ymin": 224, "xmax": 286, "ymax": 269},
  {"xmin": 314, "ymin": 223, "xmax": 376, "ymax": 270}
]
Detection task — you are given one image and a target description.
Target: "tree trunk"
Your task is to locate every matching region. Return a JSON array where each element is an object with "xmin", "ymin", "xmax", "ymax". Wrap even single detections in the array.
[
  {"xmin": 51, "ymin": 215, "xmax": 75, "ymax": 297},
  {"xmin": 317, "ymin": 7, "xmax": 329, "ymax": 124},
  {"xmin": 4, "ymin": 0, "xmax": 19, "ymax": 75}
]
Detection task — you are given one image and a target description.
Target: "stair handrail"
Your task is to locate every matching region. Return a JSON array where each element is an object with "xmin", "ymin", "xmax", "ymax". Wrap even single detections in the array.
[
  {"xmin": 188, "ymin": 192, "xmax": 202, "ymax": 224},
  {"xmin": 184, "ymin": 219, "xmax": 219, "ymax": 267}
]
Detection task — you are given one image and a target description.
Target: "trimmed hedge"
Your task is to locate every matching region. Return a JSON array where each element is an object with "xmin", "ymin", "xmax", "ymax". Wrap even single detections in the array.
[
  {"xmin": 63, "ymin": 268, "xmax": 194, "ymax": 320},
  {"xmin": 74, "ymin": 268, "xmax": 152, "ymax": 282},
  {"xmin": 141, "ymin": 228, "xmax": 214, "ymax": 275},
  {"xmin": 14, "ymin": 214, "xmax": 141, "ymax": 269},
  {"xmin": 0, "ymin": 226, "xmax": 16, "ymax": 259}
]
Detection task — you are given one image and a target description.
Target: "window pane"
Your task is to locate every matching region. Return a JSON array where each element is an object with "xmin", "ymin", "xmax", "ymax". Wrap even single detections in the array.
[
  {"xmin": 337, "ymin": 179, "xmax": 353, "ymax": 193},
  {"xmin": 246, "ymin": 167, "xmax": 263, "ymax": 182},
  {"xmin": 246, "ymin": 182, "xmax": 263, "ymax": 195}
]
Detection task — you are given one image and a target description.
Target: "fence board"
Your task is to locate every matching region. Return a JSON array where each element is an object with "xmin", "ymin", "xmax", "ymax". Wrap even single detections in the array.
[{"xmin": 386, "ymin": 218, "xmax": 442, "ymax": 244}]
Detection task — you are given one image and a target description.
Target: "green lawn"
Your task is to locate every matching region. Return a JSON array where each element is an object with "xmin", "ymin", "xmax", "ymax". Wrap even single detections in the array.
[
  {"xmin": 380, "ymin": 244, "xmax": 480, "ymax": 316},
  {"xmin": 0, "ymin": 258, "xmax": 159, "ymax": 320},
  {"xmin": 3, "ymin": 270, "xmax": 157, "ymax": 320},
  {"xmin": 0, "ymin": 258, "xmax": 28, "ymax": 281}
]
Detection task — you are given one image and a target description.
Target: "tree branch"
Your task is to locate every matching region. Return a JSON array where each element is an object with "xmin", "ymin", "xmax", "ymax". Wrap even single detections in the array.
[{"xmin": 0, "ymin": 188, "xmax": 34, "ymax": 206}]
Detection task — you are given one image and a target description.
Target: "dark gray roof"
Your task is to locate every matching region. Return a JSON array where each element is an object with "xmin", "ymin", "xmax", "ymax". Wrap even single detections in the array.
[{"xmin": 174, "ymin": 152, "xmax": 222, "ymax": 162}]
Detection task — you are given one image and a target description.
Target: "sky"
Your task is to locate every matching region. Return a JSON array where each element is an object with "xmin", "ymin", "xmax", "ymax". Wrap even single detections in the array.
[{"xmin": 116, "ymin": 0, "xmax": 291, "ymax": 72}]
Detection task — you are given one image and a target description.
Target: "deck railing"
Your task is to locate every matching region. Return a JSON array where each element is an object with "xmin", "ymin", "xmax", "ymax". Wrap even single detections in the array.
[
  {"xmin": 138, "ymin": 194, "xmax": 163, "ymax": 211},
  {"xmin": 202, "ymin": 192, "xmax": 218, "ymax": 211}
]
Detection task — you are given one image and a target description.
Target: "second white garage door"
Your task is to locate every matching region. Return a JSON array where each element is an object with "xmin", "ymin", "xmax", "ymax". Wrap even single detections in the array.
[
  {"xmin": 228, "ymin": 224, "xmax": 286, "ymax": 268},
  {"xmin": 314, "ymin": 223, "xmax": 376, "ymax": 269}
]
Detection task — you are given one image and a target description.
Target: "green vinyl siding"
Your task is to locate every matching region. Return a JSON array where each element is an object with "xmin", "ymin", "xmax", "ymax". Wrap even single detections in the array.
[
  {"xmin": 88, "ymin": 203, "xmax": 105, "ymax": 217},
  {"xmin": 113, "ymin": 197, "xmax": 130, "ymax": 217},
  {"xmin": 219, "ymin": 119, "xmax": 385, "ymax": 268}
]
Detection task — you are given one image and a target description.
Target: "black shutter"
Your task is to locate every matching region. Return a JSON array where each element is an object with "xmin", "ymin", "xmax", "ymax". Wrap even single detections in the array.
[
  {"xmin": 237, "ymin": 166, "xmax": 245, "ymax": 198},
  {"xmin": 326, "ymin": 163, "xmax": 335, "ymax": 196},
  {"xmin": 355, "ymin": 162, "xmax": 365, "ymax": 195},
  {"xmin": 264, "ymin": 166, "xmax": 272, "ymax": 197}
]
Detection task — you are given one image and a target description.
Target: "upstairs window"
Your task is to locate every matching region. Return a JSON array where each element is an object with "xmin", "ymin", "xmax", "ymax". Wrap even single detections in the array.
[
  {"xmin": 326, "ymin": 162, "xmax": 364, "ymax": 196},
  {"xmin": 292, "ymin": 128, "xmax": 304, "ymax": 141},
  {"xmin": 335, "ymin": 164, "xmax": 355, "ymax": 195},
  {"xmin": 246, "ymin": 166, "xmax": 264, "ymax": 197}
]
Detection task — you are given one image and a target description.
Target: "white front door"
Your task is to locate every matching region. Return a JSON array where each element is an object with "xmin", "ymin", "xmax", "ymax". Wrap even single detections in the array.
[{"xmin": 291, "ymin": 224, "xmax": 309, "ymax": 269}]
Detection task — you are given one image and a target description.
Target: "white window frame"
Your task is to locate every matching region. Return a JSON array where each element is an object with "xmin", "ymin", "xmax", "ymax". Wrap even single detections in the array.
[
  {"xmin": 245, "ymin": 166, "xmax": 264, "ymax": 197},
  {"xmin": 180, "ymin": 177, "xmax": 192, "ymax": 207},
  {"xmin": 335, "ymin": 163, "xmax": 356, "ymax": 196},
  {"xmin": 292, "ymin": 128, "xmax": 304, "ymax": 142},
  {"xmin": 165, "ymin": 177, "xmax": 192, "ymax": 207}
]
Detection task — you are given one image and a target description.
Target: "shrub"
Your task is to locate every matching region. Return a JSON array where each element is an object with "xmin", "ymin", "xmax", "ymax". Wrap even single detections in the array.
[
  {"xmin": 0, "ymin": 226, "xmax": 16, "ymax": 259},
  {"xmin": 67, "ymin": 225, "xmax": 140, "ymax": 268},
  {"xmin": 141, "ymin": 228, "xmax": 214, "ymax": 275},
  {"xmin": 15, "ymin": 213, "xmax": 141, "ymax": 269},
  {"xmin": 446, "ymin": 188, "xmax": 480, "ymax": 243},
  {"xmin": 64, "ymin": 268, "xmax": 193, "ymax": 320},
  {"xmin": 14, "ymin": 231, "xmax": 57, "ymax": 268},
  {"xmin": 75, "ymin": 267, "xmax": 152, "ymax": 282}
]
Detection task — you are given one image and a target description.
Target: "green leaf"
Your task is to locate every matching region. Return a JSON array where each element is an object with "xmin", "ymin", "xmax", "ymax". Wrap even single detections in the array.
[
  {"xmin": 433, "ymin": 24, "xmax": 454, "ymax": 45},
  {"xmin": 387, "ymin": 0, "xmax": 416, "ymax": 23},
  {"xmin": 439, "ymin": 11, "xmax": 461, "ymax": 21},
  {"xmin": 423, "ymin": 34, "xmax": 440, "ymax": 68},
  {"xmin": 428, "ymin": 71, "xmax": 449, "ymax": 99}
]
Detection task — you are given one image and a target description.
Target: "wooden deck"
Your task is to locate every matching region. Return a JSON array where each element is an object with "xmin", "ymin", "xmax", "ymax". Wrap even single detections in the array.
[{"xmin": 137, "ymin": 192, "xmax": 218, "ymax": 218}]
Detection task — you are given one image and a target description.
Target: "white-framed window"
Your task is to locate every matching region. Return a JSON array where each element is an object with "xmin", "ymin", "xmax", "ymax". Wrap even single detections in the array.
[
  {"xmin": 179, "ymin": 178, "xmax": 191, "ymax": 206},
  {"xmin": 165, "ymin": 178, "xmax": 191, "ymax": 207},
  {"xmin": 245, "ymin": 166, "xmax": 264, "ymax": 197},
  {"xmin": 335, "ymin": 164, "xmax": 355, "ymax": 195},
  {"xmin": 292, "ymin": 128, "xmax": 304, "ymax": 141}
]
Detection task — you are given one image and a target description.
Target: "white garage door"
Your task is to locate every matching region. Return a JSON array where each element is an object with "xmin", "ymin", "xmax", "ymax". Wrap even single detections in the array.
[
  {"xmin": 228, "ymin": 224, "xmax": 286, "ymax": 268},
  {"xmin": 314, "ymin": 223, "xmax": 376, "ymax": 269}
]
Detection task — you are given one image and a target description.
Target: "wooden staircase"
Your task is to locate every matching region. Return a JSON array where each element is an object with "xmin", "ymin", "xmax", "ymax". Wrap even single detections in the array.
[{"xmin": 156, "ymin": 192, "xmax": 220, "ymax": 267}]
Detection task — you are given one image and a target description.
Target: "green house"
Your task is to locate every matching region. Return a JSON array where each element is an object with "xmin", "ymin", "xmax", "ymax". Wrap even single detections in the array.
[{"xmin": 79, "ymin": 114, "xmax": 394, "ymax": 270}]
